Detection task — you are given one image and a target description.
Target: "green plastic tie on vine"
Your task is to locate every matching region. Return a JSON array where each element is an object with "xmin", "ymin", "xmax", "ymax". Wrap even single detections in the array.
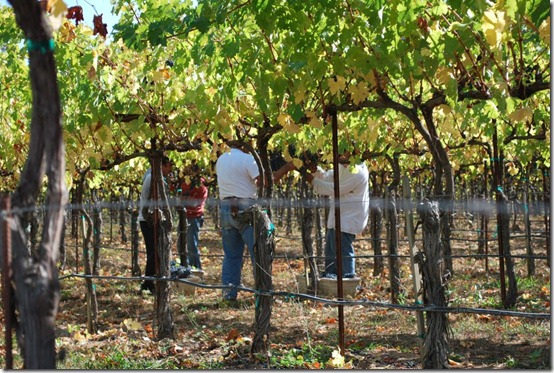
[
  {"xmin": 92, "ymin": 284, "xmax": 96, "ymax": 291},
  {"xmin": 497, "ymin": 186, "xmax": 503, "ymax": 193},
  {"xmin": 26, "ymin": 39, "xmax": 55, "ymax": 54},
  {"xmin": 414, "ymin": 300, "xmax": 422, "ymax": 305}
]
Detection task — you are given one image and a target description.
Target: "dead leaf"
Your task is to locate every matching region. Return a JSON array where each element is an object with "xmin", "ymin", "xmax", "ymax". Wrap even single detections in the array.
[
  {"xmin": 449, "ymin": 359, "xmax": 462, "ymax": 366},
  {"xmin": 477, "ymin": 314, "xmax": 492, "ymax": 322},
  {"xmin": 225, "ymin": 328, "xmax": 240, "ymax": 342}
]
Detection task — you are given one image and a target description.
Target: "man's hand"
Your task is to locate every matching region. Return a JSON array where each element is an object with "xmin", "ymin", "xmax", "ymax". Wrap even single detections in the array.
[{"xmin": 304, "ymin": 172, "xmax": 315, "ymax": 184}]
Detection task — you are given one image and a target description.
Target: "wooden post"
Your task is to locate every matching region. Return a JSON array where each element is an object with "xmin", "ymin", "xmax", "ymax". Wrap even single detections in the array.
[
  {"xmin": 523, "ymin": 173, "xmax": 534, "ymax": 276},
  {"xmin": 483, "ymin": 160, "xmax": 489, "ymax": 272},
  {"xmin": 543, "ymin": 168, "xmax": 550, "ymax": 267},
  {"xmin": 2, "ymin": 196, "xmax": 13, "ymax": 369},
  {"xmin": 402, "ymin": 176, "xmax": 425, "ymax": 341},
  {"xmin": 492, "ymin": 129, "xmax": 507, "ymax": 303}
]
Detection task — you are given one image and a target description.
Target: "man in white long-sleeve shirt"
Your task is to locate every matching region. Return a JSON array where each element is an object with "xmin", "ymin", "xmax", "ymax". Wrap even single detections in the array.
[{"xmin": 301, "ymin": 152, "xmax": 369, "ymax": 278}]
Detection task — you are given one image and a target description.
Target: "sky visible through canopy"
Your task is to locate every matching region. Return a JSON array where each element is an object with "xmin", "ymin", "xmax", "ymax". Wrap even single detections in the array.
[{"xmin": 1, "ymin": 0, "xmax": 119, "ymax": 35}]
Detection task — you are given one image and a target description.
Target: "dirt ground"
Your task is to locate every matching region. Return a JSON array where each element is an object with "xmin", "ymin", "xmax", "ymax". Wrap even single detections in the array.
[{"xmin": 5, "ymin": 211, "xmax": 550, "ymax": 369}]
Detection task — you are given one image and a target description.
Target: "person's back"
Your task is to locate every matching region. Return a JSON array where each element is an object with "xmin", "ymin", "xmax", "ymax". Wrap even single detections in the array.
[
  {"xmin": 181, "ymin": 176, "xmax": 208, "ymax": 219},
  {"xmin": 215, "ymin": 147, "xmax": 259, "ymax": 200},
  {"xmin": 215, "ymin": 144, "xmax": 296, "ymax": 301},
  {"xmin": 312, "ymin": 162, "xmax": 370, "ymax": 236}
]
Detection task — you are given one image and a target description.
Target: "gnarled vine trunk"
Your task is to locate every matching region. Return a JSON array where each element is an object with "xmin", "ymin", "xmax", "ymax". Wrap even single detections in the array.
[
  {"xmin": 417, "ymin": 200, "xmax": 450, "ymax": 369},
  {"xmin": 150, "ymin": 154, "xmax": 175, "ymax": 340},
  {"xmin": 8, "ymin": 0, "xmax": 68, "ymax": 368}
]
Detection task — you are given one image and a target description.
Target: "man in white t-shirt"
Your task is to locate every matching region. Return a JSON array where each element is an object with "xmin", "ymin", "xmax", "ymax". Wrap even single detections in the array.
[
  {"xmin": 215, "ymin": 143, "xmax": 294, "ymax": 301},
  {"xmin": 300, "ymin": 151, "xmax": 369, "ymax": 278}
]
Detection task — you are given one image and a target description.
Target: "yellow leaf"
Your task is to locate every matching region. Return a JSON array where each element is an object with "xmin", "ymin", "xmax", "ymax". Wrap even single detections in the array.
[
  {"xmin": 122, "ymin": 318, "xmax": 143, "ymax": 331},
  {"xmin": 285, "ymin": 121, "xmax": 301, "ymax": 134},
  {"xmin": 435, "ymin": 67, "xmax": 454, "ymax": 86},
  {"xmin": 72, "ymin": 330, "xmax": 89, "ymax": 342},
  {"xmin": 306, "ymin": 111, "xmax": 323, "ymax": 129},
  {"xmin": 420, "ymin": 47, "xmax": 432, "ymax": 57},
  {"xmin": 152, "ymin": 70, "xmax": 164, "ymax": 83},
  {"xmin": 278, "ymin": 113, "xmax": 301, "ymax": 134},
  {"xmin": 328, "ymin": 76, "xmax": 346, "ymax": 95},
  {"xmin": 277, "ymin": 113, "xmax": 290, "ymax": 127},
  {"xmin": 364, "ymin": 70, "xmax": 377, "ymax": 89},
  {"xmin": 348, "ymin": 81, "xmax": 369, "ymax": 104},
  {"xmin": 283, "ymin": 148, "xmax": 292, "ymax": 162},
  {"xmin": 507, "ymin": 107, "xmax": 533, "ymax": 122},
  {"xmin": 539, "ymin": 17, "xmax": 550, "ymax": 46},
  {"xmin": 48, "ymin": 0, "xmax": 68, "ymax": 32},
  {"xmin": 59, "ymin": 21, "xmax": 76, "ymax": 42},
  {"xmin": 294, "ymin": 87, "xmax": 306, "ymax": 104},
  {"xmin": 481, "ymin": 10, "xmax": 506, "ymax": 50},
  {"xmin": 330, "ymin": 348, "xmax": 345, "ymax": 368},
  {"xmin": 292, "ymin": 158, "xmax": 303, "ymax": 169}
]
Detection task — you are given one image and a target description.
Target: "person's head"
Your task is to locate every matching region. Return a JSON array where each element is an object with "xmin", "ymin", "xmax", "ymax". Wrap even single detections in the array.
[
  {"xmin": 162, "ymin": 156, "xmax": 173, "ymax": 176},
  {"xmin": 338, "ymin": 149, "xmax": 352, "ymax": 164},
  {"xmin": 190, "ymin": 162, "xmax": 201, "ymax": 176}
]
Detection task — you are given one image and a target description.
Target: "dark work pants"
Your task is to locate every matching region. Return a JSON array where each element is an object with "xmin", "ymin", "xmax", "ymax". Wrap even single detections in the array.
[{"xmin": 140, "ymin": 221, "xmax": 156, "ymax": 286}]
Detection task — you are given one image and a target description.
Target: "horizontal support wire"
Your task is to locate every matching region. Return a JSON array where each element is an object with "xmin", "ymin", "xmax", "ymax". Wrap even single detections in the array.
[
  {"xmin": 0, "ymin": 196, "xmax": 551, "ymax": 218},
  {"xmin": 60, "ymin": 242, "xmax": 550, "ymax": 262}
]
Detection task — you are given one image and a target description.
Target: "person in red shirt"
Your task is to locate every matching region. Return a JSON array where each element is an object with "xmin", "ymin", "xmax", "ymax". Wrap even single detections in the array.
[{"xmin": 180, "ymin": 163, "xmax": 208, "ymax": 269}]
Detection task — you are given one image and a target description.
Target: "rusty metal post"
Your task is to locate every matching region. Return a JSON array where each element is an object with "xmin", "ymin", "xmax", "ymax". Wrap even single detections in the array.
[
  {"xmin": 329, "ymin": 106, "xmax": 345, "ymax": 356},
  {"xmin": 2, "ymin": 195, "xmax": 13, "ymax": 369}
]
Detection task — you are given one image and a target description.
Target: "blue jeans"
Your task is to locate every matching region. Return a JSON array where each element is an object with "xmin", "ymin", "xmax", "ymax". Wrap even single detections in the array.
[
  {"xmin": 324, "ymin": 228, "xmax": 356, "ymax": 277},
  {"xmin": 139, "ymin": 221, "xmax": 156, "ymax": 286},
  {"xmin": 187, "ymin": 217, "xmax": 203, "ymax": 269},
  {"xmin": 219, "ymin": 198, "xmax": 257, "ymax": 299}
]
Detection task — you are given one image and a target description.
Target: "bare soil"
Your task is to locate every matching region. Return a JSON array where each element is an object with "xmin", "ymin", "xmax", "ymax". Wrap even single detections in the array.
[{"xmin": 3, "ymin": 212, "xmax": 551, "ymax": 369}]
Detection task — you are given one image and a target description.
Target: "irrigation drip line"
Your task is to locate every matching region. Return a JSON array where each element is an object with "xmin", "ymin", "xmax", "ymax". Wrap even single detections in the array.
[{"xmin": 61, "ymin": 273, "xmax": 550, "ymax": 320}]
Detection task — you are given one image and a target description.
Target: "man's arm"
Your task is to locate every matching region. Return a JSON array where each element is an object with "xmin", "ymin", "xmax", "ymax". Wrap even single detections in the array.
[{"xmin": 273, "ymin": 161, "xmax": 297, "ymax": 183}]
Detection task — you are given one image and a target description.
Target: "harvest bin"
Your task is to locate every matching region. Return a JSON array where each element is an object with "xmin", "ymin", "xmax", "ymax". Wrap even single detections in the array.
[
  {"xmin": 173, "ymin": 270, "xmax": 204, "ymax": 296},
  {"xmin": 296, "ymin": 274, "xmax": 360, "ymax": 298}
]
